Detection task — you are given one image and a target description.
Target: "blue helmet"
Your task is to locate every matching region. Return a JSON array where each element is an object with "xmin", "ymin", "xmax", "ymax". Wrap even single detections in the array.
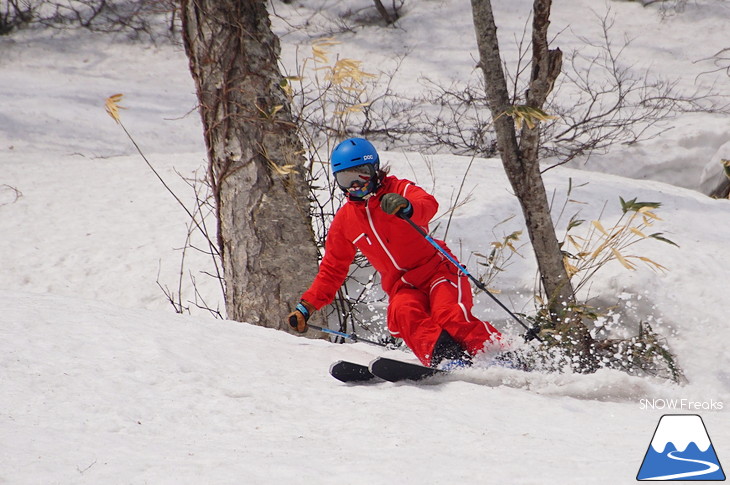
[
  {"xmin": 331, "ymin": 138, "xmax": 381, "ymax": 198},
  {"xmin": 331, "ymin": 137, "xmax": 380, "ymax": 173}
]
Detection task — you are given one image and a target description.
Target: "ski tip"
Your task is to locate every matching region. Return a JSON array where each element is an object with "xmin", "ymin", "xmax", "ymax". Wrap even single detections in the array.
[
  {"xmin": 329, "ymin": 360, "xmax": 345, "ymax": 372},
  {"xmin": 329, "ymin": 360, "xmax": 377, "ymax": 383}
]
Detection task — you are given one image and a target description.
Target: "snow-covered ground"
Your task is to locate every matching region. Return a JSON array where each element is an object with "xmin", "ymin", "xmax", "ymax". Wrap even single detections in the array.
[{"xmin": 1, "ymin": 0, "xmax": 728, "ymax": 483}]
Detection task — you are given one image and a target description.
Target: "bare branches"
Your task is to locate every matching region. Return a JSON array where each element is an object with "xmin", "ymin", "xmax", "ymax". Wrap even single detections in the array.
[
  {"xmin": 1, "ymin": 1, "xmax": 179, "ymax": 40},
  {"xmin": 541, "ymin": 10, "xmax": 726, "ymax": 169},
  {"xmin": 697, "ymin": 47, "xmax": 730, "ymax": 80},
  {"xmin": 105, "ymin": 94, "xmax": 224, "ymax": 318},
  {"xmin": 406, "ymin": 7, "xmax": 727, "ymax": 171},
  {"xmin": 154, "ymin": 169, "xmax": 226, "ymax": 319},
  {"xmin": 0, "ymin": 184, "xmax": 23, "ymax": 207},
  {"xmin": 403, "ymin": 78, "xmax": 498, "ymax": 156}
]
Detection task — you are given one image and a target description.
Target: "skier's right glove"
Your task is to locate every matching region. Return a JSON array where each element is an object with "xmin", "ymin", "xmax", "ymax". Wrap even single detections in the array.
[{"xmin": 288, "ymin": 300, "xmax": 315, "ymax": 333}]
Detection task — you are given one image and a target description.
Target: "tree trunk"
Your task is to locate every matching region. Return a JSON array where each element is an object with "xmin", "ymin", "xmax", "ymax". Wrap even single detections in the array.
[
  {"xmin": 470, "ymin": 0, "xmax": 576, "ymax": 322},
  {"xmin": 709, "ymin": 177, "xmax": 730, "ymax": 199},
  {"xmin": 373, "ymin": 0, "xmax": 397, "ymax": 25},
  {"xmin": 181, "ymin": 0, "xmax": 319, "ymax": 330}
]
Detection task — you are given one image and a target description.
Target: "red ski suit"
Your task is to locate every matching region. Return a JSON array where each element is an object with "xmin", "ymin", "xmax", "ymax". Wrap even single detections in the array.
[{"xmin": 301, "ymin": 175, "xmax": 501, "ymax": 365}]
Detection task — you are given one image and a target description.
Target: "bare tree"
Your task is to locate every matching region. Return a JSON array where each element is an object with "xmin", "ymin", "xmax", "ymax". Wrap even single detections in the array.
[
  {"xmin": 180, "ymin": 0, "xmax": 319, "ymax": 331},
  {"xmin": 372, "ymin": 0, "xmax": 400, "ymax": 25},
  {"xmin": 470, "ymin": 0, "xmax": 599, "ymax": 365},
  {"xmin": 468, "ymin": 1, "xmax": 689, "ymax": 379},
  {"xmin": 709, "ymin": 160, "xmax": 730, "ymax": 199},
  {"xmin": 470, "ymin": 3, "xmax": 571, "ymax": 313}
]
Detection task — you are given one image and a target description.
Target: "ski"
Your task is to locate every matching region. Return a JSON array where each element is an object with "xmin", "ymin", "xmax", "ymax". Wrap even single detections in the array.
[
  {"xmin": 329, "ymin": 358, "xmax": 444, "ymax": 383},
  {"xmin": 368, "ymin": 357, "xmax": 445, "ymax": 382},
  {"xmin": 329, "ymin": 360, "xmax": 377, "ymax": 383},
  {"xmin": 331, "ymin": 353, "xmax": 530, "ymax": 384}
]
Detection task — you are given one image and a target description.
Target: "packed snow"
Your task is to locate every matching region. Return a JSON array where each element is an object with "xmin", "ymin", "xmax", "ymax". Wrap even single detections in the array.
[{"xmin": 1, "ymin": 0, "xmax": 728, "ymax": 483}]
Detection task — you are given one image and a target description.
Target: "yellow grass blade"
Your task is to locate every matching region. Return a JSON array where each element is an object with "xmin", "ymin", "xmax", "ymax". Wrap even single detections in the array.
[
  {"xmin": 592, "ymin": 220, "xmax": 609, "ymax": 236},
  {"xmin": 567, "ymin": 235, "xmax": 582, "ymax": 251},
  {"xmin": 611, "ymin": 247, "xmax": 636, "ymax": 270},
  {"xmin": 312, "ymin": 37, "xmax": 340, "ymax": 48},
  {"xmin": 638, "ymin": 207, "xmax": 663, "ymax": 221},
  {"xmin": 312, "ymin": 45, "xmax": 329, "ymax": 63},
  {"xmin": 267, "ymin": 159, "xmax": 297, "ymax": 176},
  {"xmin": 590, "ymin": 241, "xmax": 609, "ymax": 260},
  {"xmin": 634, "ymin": 256, "xmax": 669, "ymax": 272},
  {"xmin": 105, "ymin": 93, "xmax": 126, "ymax": 124},
  {"xmin": 563, "ymin": 257, "xmax": 580, "ymax": 278}
]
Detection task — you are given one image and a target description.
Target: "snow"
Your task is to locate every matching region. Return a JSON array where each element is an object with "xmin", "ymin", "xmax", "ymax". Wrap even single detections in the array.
[{"xmin": 1, "ymin": 0, "xmax": 728, "ymax": 483}]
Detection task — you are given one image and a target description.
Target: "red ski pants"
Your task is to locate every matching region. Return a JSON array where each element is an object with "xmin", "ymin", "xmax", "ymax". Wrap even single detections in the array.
[{"xmin": 386, "ymin": 266, "xmax": 501, "ymax": 366}]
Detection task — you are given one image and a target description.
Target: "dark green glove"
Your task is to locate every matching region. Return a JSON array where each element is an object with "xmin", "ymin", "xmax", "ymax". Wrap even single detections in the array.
[{"xmin": 380, "ymin": 193, "xmax": 413, "ymax": 217}]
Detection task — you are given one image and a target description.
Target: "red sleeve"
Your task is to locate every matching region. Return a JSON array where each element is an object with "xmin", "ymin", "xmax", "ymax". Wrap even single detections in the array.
[
  {"xmin": 399, "ymin": 179, "xmax": 438, "ymax": 227},
  {"xmin": 301, "ymin": 210, "xmax": 357, "ymax": 310}
]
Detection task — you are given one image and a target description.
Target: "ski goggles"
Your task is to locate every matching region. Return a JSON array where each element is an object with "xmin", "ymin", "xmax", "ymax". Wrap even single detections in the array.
[{"xmin": 334, "ymin": 163, "xmax": 377, "ymax": 193}]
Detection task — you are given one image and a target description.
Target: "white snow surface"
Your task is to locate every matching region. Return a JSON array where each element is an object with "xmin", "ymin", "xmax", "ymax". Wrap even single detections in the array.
[{"xmin": 1, "ymin": 0, "xmax": 728, "ymax": 483}]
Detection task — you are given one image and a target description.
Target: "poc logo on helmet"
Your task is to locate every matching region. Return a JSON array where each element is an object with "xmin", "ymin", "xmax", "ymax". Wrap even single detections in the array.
[{"xmin": 363, "ymin": 155, "xmax": 375, "ymax": 161}]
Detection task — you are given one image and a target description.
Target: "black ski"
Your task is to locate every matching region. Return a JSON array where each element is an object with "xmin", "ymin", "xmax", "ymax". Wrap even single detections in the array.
[
  {"xmin": 368, "ymin": 357, "xmax": 445, "ymax": 382},
  {"xmin": 329, "ymin": 358, "xmax": 443, "ymax": 383},
  {"xmin": 329, "ymin": 360, "xmax": 377, "ymax": 383},
  {"xmin": 331, "ymin": 353, "xmax": 532, "ymax": 384}
]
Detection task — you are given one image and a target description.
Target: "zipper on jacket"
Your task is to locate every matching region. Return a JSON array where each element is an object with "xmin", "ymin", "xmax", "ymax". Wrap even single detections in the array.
[{"xmin": 365, "ymin": 198, "xmax": 406, "ymax": 271}]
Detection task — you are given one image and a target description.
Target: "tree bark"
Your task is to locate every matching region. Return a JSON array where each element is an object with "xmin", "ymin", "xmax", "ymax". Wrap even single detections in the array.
[
  {"xmin": 373, "ymin": 0, "xmax": 397, "ymax": 25},
  {"xmin": 470, "ymin": 0, "xmax": 575, "ymax": 321},
  {"xmin": 181, "ymin": 0, "xmax": 319, "ymax": 330},
  {"xmin": 709, "ymin": 177, "xmax": 730, "ymax": 199}
]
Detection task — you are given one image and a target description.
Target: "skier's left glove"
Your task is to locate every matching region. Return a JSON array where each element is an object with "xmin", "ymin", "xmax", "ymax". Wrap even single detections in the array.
[
  {"xmin": 380, "ymin": 193, "xmax": 413, "ymax": 218},
  {"xmin": 288, "ymin": 300, "xmax": 316, "ymax": 333}
]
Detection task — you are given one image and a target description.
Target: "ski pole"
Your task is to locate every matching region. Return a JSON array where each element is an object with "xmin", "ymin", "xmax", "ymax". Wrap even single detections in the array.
[
  {"xmin": 308, "ymin": 324, "xmax": 390, "ymax": 347},
  {"xmin": 400, "ymin": 214, "xmax": 542, "ymax": 342}
]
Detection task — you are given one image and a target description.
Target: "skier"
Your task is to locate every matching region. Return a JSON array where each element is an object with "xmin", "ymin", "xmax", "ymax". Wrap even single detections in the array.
[{"xmin": 288, "ymin": 138, "xmax": 502, "ymax": 368}]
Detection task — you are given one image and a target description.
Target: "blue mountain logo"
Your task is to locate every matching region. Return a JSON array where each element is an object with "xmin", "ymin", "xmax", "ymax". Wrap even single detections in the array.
[{"xmin": 637, "ymin": 414, "xmax": 726, "ymax": 481}]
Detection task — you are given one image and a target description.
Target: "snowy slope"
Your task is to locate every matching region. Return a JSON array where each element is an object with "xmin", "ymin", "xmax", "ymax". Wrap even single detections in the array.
[
  {"xmin": 1, "ymin": 152, "xmax": 727, "ymax": 484},
  {"xmin": 0, "ymin": 289, "xmax": 723, "ymax": 485},
  {"xmin": 1, "ymin": 0, "xmax": 729, "ymax": 483}
]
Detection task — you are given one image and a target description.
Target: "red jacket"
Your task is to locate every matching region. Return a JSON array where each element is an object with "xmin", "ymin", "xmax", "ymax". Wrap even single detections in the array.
[{"xmin": 302, "ymin": 175, "xmax": 453, "ymax": 309}]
